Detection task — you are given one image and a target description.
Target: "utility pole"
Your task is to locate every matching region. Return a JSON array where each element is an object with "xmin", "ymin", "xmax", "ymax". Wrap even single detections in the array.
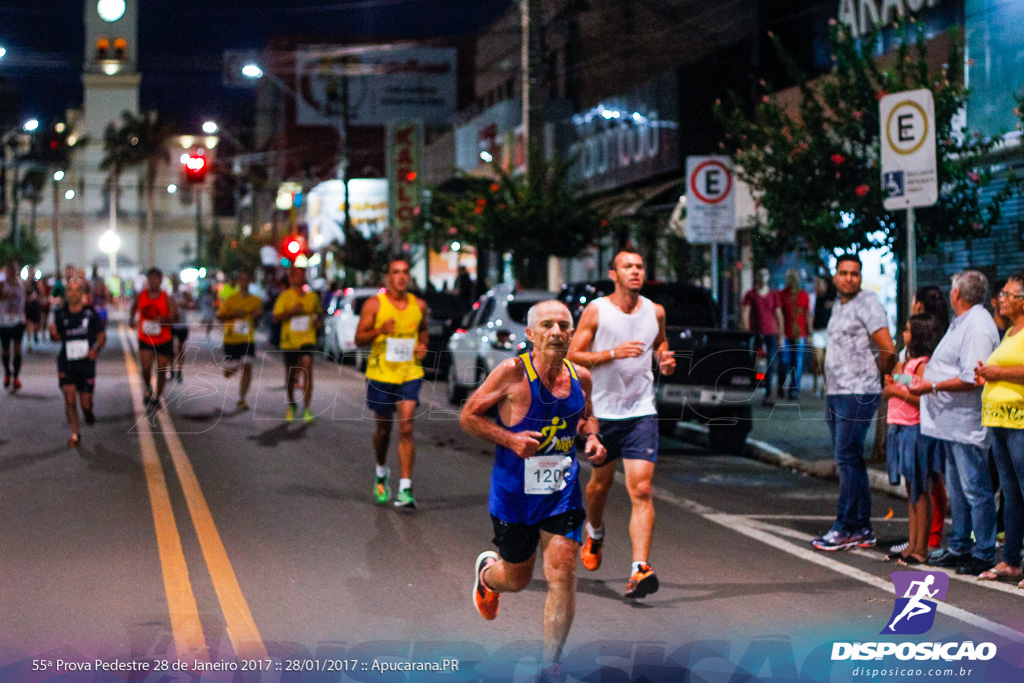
[
  {"xmin": 521, "ymin": 0, "xmax": 545, "ymax": 181},
  {"xmin": 51, "ymin": 176, "xmax": 62, "ymax": 273},
  {"xmin": 340, "ymin": 70, "xmax": 353, "ymax": 285},
  {"xmin": 195, "ymin": 185, "xmax": 203, "ymax": 268}
]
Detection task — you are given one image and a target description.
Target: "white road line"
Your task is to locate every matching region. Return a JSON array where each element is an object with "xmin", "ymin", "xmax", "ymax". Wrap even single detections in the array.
[
  {"xmin": 624, "ymin": 474, "xmax": 1024, "ymax": 642},
  {"xmin": 739, "ymin": 514, "xmax": 910, "ymax": 522}
]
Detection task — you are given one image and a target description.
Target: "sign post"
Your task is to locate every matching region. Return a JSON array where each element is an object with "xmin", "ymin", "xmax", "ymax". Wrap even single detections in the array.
[
  {"xmin": 879, "ymin": 89, "xmax": 938, "ymax": 307},
  {"xmin": 686, "ymin": 156, "xmax": 736, "ymax": 321}
]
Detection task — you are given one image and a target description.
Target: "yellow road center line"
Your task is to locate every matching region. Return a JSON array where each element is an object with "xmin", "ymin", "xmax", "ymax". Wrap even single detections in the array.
[
  {"xmin": 118, "ymin": 326, "xmax": 209, "ymax": 662},
  {"xmin": 154, "ymin": 406, "xmax": 269, "ymax": 660}
]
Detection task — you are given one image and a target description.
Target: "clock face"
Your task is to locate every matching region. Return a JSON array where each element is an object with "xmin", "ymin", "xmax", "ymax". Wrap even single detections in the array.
[{"xmin": 97, "ymin": 0, "xmax": 126, "ymax": 23}]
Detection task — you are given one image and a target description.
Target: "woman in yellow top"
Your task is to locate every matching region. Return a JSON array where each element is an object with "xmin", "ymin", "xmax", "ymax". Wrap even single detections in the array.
[
  {"xmin": 272, "ymin": 267, "xmax": 323, "ymax": 423},
  {"xmin": 355, "ymin": 258, "xmax": 428, "ymax": 510},
  {"xmin": 217, "ymin": 271, "xmax": 262, "ymax": 410},
  {"xmin": 975, "ymin": 272, "xmax": 1024, "ymax": 584}
]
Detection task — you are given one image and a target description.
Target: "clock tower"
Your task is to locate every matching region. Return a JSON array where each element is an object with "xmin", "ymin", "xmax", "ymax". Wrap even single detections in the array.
[{"xmin": 82, "ymin": 0, "xmax": 140, "ymax": 142}]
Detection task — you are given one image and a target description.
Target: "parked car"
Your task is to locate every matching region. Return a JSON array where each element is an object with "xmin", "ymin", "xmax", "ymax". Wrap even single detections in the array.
[
  {"xmin": 446, "ymin": 284, "xmax": 551, "ymax": 404},
  {"xmin": 559, "ymin": 280, "xmax": 758, "ymax": 454},
  {"xmin": 422, "ymin": 290, "xmax": 467, "ymax": 379},
  {"xmin": 323, "ymin": 287, "xmax": 382, "ymax": 365}
]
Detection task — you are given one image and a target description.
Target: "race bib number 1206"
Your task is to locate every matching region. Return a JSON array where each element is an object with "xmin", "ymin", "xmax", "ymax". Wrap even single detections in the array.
[{"xmin": 524, "ymin": 455, "xmax": 572, "ymax": 495}]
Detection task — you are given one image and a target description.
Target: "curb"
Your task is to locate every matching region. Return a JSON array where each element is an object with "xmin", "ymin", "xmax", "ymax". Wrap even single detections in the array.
[{"xmin": 675, "ymin": 422, "xmax": 907, "ymax": 500}]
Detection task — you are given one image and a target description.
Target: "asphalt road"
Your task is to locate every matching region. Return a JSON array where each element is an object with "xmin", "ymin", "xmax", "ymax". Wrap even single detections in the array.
[{"xmin": 1, "ymin": 319, "xmax": 1023, "ymax": 682}]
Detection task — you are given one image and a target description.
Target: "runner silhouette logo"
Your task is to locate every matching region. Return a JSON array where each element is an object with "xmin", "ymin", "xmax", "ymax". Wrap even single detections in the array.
[{"xmin": 882, "ymin": 571, "xmax": 949, "ymax": 635}]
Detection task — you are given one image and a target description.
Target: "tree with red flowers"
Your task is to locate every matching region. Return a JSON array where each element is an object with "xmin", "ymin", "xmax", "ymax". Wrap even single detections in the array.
[{"xmin": 715, "ymin": 20, "xmax": 1017, "ymax": 262}]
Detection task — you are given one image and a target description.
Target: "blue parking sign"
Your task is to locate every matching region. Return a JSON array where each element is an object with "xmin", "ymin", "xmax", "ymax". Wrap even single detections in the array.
[{"xmin": 884, "ymin": 171, "xmax": 905, "ymax": 198}]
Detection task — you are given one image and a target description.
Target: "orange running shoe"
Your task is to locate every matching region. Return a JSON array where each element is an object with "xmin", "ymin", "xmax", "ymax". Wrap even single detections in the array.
[
  {"xmin": 473, "ymin": 551, "xmax": 500, "ymax": 620},
  {"xmin": 625, "ymin": 563, "xmax": 659, "ymax": 598},
  {"xmin": 580, "ymin": 530, "xmax": 603, "ymax": 571}
]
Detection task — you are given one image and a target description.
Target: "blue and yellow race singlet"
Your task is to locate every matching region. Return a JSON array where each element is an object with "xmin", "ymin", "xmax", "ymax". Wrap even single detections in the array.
[{"xmin": 489, "ymin": 353, "xmax": 586, "ymax": 524}]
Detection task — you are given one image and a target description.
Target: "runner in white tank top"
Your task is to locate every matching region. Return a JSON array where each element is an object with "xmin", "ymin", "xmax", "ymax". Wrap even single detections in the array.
[{"xmin": 567, "ymin": 250, "xmax": 676, "ymax": 599}]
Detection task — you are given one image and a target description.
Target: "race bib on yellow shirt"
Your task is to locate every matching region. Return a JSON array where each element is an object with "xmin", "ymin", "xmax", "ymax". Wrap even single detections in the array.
[
  {"xmin": 385, "ymin": 337, "xmax": 416, "ymax": 363},
  {"xmin": 233, "ymin": 320, "xmax": 251, "ymax": 336},
  {"xmin": 290, "ymin": 315, "xmax": 310, "ymax": 333}
]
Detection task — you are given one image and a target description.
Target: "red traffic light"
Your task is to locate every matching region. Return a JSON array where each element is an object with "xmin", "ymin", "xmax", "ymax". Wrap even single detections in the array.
[
  {"xmin": 280, "ymin": 233, "xmax": 309, "ymax": 265},
  {"xmin": 183, "ymin": 153, "xmax": 208, "ymax": 184}
]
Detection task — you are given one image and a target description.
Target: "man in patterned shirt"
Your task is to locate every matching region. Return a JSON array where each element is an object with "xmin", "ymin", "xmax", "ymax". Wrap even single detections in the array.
[{"xmin": 812, "ymin": 254, "xmax": 895, "ymax": 551}]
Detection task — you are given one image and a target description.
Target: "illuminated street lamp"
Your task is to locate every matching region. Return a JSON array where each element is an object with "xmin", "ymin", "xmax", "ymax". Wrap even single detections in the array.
[
  {"xmin": 23, "ymin": 119, "xmax": 38, "ymax": 132},
  {"xmin": 99, "ymin": 229, "xmax": 120, "ymax": 277},
  {"xmin": 202, "ymin": 121, "xmax": 219, "ymax": 134},
  {"xmin": 241, "ymin": 63, "xmax": 263, "ymax": 79}
]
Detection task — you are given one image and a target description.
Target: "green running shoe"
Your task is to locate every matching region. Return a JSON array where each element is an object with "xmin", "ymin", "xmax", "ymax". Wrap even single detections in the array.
[
  {"xmin": 394, "ymin": 487, "xmax": 417, "ymax": 510},
  {"xmin": 285, "ymin": 405, "xmax": 296, "ymax": 423},
  {"xmin": 374, "ymin": 470, "xmax": 391, "ymax": 504},
  {"xmin": 303, "ymin": 407, "xmax": 315, "ymax": 424}
]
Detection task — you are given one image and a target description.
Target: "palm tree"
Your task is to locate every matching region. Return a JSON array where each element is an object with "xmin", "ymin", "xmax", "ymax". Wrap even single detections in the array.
[
  {"xmin": 123, "ymin": 111, "xmax": 174, "ymax": 267},
  {"xmin": 99, "ymin": 117, "xmax": 136, "ymax": 262},
  {"xmin": 100, "ymin": 111, "xmax": 174, "ymax": 269}
]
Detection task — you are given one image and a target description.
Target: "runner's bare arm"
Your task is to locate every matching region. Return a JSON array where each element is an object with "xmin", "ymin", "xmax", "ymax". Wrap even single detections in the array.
[
  {"xmin": 460, "ymin": 358, "xmax": 543, "ymax": 458},
  {"xmin": 653, "ymin": 303, "xmax": 676, "ymax": 375},
  {"xmin": 574, "ymin": 367, "xmax": 607, "ymax": 466},
  {"xmin": 567, "ymin": 304, "xmax": 605, "ymax": 367},
  {"xmin": 128, "ymin": 295, "xmax": 140, "ymax": 326},
  {"xmin": 353, "ymin": 296, "xmax": 383, "ymax": 346},
  {"xmin": 416, "ymin": 298, "xmax": 429, "ymax": 360}
]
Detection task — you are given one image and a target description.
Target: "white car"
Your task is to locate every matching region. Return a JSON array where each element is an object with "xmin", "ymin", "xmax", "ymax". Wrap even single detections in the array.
[
  {"xmin": 446, "ymin": 284, "xmax": 552, "ymax": 404},
  {"xmin": 323, "ymin": 287, "xmax": 382, "ymax": 364}
]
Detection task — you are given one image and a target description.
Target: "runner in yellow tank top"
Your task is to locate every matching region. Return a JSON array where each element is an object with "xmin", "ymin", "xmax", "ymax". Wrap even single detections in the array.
[{"xmin": 355, "ymin": 258, "xmax": 429, "ymax": 510}]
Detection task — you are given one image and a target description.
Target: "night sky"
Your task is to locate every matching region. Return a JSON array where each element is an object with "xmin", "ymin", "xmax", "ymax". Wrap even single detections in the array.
[{"xmin": 0, "ymin": 0, "xmax": 512, "ymax": 127}]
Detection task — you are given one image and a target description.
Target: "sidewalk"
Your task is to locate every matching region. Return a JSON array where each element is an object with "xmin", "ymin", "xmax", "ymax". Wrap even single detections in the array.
[{"xmin": 678, "ymin": 384, "xmax": 906, "ymax": 500}]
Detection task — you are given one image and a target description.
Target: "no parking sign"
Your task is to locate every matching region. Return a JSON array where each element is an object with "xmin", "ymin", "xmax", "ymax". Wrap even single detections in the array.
[
  {"xmin": 685, "ymin": 156, "xmax": 735, "ymax": 244},
  {"xmin": 880, "ymin": 89, "xmax": 938, "ymax": 210}
]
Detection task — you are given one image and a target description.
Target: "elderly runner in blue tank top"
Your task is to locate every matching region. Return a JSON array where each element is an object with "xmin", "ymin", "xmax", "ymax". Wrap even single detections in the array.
[
  {"xmin": 461, "ymin": 299, "xmax": 606, "ymax": 683},
  {"xmin": 567, "ymin": 250, "xmax": 676, "ymax": 599}
]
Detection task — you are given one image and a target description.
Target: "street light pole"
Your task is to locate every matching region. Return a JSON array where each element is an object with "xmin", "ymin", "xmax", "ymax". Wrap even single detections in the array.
[
  {"xmin": 51, "ymin": 174, "xmax": 62, "ymax": 273},
  {"xmin": 340, "ymin": 71, "xmax": 353, "ymax": 285}
]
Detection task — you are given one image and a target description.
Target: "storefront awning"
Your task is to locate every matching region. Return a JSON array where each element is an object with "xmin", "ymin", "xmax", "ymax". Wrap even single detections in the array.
[{"xmin": 593, "ymin": 177, "xmax": 685, "ymax": 218}]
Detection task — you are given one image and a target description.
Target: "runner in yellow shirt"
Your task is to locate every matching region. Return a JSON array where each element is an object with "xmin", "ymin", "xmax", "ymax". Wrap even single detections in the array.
[
  {"xmin": 217, "ymin": 270, "xmax": 262, "ymax": 411},
  {"xmin": 355, "ymin": 258, "xmax": 428, "ymax": 509},
  {"xmin": 272, "ymin": 267, "xmax": 323, "ymax": 423}
]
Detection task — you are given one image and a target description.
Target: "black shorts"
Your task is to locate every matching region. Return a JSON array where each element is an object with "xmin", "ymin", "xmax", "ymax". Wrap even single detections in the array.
[
  {"xmin": 282, "ymin": 344, "xmax": 317, "ymax": 368},
  {"xmin": 172, "ymin": 327, "xmax": 189, "ymax": 343},
  {"xmin": 0, "ymin": 324, "xmax": 25, "ymax": 345},
  {"xmin": 224, "ymin": 342, "xmax": 256, "ymax": 361},
  {"xmin": 138, "ymin": 340, "xmax": 174, "ymax": 359},
  {"xmin": 58, "ymin": 362, "xmax": 96, "ymax": 393},
  {"xmin": 490, "ymin": 509, "xmax": 586, "ymax": 564}
]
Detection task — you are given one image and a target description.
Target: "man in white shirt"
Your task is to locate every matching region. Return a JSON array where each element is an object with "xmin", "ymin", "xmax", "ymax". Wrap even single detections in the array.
[
  {"xmin": 910, "ymin": 270, "xmax": 1000, "ymax": 576},
  {"xmin": 567, "ymin": 251, "xmax": 675, "ymax": 598}
]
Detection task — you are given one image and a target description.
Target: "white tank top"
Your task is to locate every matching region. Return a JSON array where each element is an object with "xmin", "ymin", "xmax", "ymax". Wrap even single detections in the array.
[{"xmin": 590, "ymin": 295, "xmax": 659, "ymax": 419}]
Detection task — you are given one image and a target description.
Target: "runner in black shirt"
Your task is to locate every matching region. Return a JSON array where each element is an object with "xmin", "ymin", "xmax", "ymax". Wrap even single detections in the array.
[{"xmin": 50, "ymin": 278, "xmax": 106, "ymax": 448}]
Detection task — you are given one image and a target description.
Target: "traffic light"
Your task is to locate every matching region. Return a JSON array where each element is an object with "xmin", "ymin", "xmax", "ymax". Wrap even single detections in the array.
[
  {"xmin": 31, "ymin": 128, "xmax": 69, "ymax": 165},
  {"xmin": 279, "ymin": 233, "xmax": 309, "ymax": 267},
  {"xmin": 183, "ymin": 153, "xmax": 208, "ymax": 184}
]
